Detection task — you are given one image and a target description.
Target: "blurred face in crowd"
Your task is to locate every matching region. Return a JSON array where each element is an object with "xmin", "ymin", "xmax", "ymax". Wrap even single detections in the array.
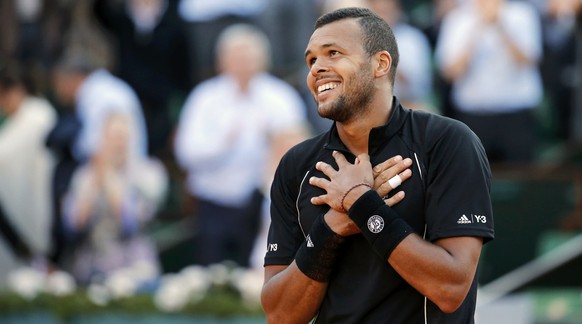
[
  {"xmin": 127, "ymin": 0, "xmax": 166, "ymax": 30},
  {"xmin": 100, "ymin": 113, "xmax": 132, "ymax": 167},
  {"xmin": 52, "ymin": 70, "xmax": 84, "ymax": 107},
  {"xmin": 0, "ymin": 84, "xmax": 22, "ymax": 116},
  {"xmin": 475, "ymin": 0, "xmax": 504, "ymax": 23},
  {"xmin": 128, "ymin": 0, "xmax": 164, "ymax": 14},
  {"xmin": 0, "ymin": 65, "xmax": 27, "ymax": 116},
  {"xmin": 365, "ymin": 0, "xmax": 401, "ymax": 26},
  {"xmin": 217, "ymin": 34, "xmax": 268, "ymax": 90},
  {"xmin": 305, "ymin": 18, "xmax": 375, "ymax": 123}
]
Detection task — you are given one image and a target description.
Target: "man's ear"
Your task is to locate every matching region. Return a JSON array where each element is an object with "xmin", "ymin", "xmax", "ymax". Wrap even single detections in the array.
[{"xmin": 374, "ymin": 51, "xmax": 392, "ymax": 78}]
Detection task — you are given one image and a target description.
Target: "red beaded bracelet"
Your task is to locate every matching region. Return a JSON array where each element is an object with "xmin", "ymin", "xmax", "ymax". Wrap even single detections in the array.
[{"xmin": 340, "ymin": 183, "xmax": 372, "ymax": 213}]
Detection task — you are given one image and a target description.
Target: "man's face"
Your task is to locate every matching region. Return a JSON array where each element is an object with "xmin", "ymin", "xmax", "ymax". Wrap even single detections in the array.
[
  {"xmin": 305, "ymin": 19, "xmax": 375, "ymax": 123},
  {"xmin": 52, "ymin": 70, "xmax": 77, "ymax": 107},
  {"xmin": 0, "ymin": 86, "xmax": 20, "ymax": 116},
  {"xmin": 219, "ymin": 38, "xmax": 265, "ymax": 85}
]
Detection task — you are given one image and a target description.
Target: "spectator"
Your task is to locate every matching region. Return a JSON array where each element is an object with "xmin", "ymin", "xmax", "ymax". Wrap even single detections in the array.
[
  {"xmin": 533, "ymin": 0, "xmax": 581, "ymax": 144},
  {"xmin": 0, "ymin": 0, "xmax": 73, "ymax": 81},
  {"xmin": 174, "ymin": 24, "xmax": 309, "ymax": 268},
  {"xmin": 178, "ymin": 0, "xmax": 268, "ymax": 84},
  {"xmin": 257, "ymin": 0, "xmax": 327, "ymax": 134},
  {"xmin": 436, "ymin": 0, "xmax": 543, "ymax": 164},
  {"xmin": 52, "ymin": 48, "xmax": 148, "ymax": 163},
  {"xmin": 0, "ymin": 59, "xmax": 56, "ymax": 284},
  {"xmin": 364, "ymin": 0, "xmax": 434, "ymax": 112},
  {"xmin": 45, "ymin": 99, "xmax": 82, "ymax": 268},
  {"xmin": 61, "ymin": 112, "xmax": 167, "ymax": 285},
  {"xmin": 93, "ymin": 0, "xmax": 192, "ymax": 158},
  {"xmin": 422, "ymin": 0, "xmax": 461, "ymax": 118}
]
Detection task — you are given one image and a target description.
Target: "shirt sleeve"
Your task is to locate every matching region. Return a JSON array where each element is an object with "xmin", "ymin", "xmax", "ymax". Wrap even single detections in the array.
[
  {"xmin": 264, "ymin": 149, "xmax": 306, "ymax": 266},
  {"xmin": 424, "ymin": 118, "xmax": 494, "ymax": 243}
]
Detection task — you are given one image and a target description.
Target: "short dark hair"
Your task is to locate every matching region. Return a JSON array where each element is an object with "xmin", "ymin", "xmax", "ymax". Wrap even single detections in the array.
[{"xmin": 315, "ymin": 7, "xmax": 399, "ymax": 84}]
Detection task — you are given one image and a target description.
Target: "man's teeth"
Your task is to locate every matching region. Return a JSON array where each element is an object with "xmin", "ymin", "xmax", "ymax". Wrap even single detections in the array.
[{"xmin": 318, "ymin": 83, "xmax": 338, "ymax": 93}]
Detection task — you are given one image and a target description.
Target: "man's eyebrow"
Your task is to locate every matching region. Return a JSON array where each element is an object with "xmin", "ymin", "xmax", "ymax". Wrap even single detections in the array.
[{"xmin": 305, "ymin": 43, "xmax": 337, "ymax": 58}]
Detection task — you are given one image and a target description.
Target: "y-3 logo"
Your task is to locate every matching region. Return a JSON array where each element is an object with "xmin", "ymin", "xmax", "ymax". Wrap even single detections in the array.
[
  {"xmin": 473, "ymin": 215, "xmax": 487, "ymax": 223},
  {"xmin": 268, "ymin": 243, "xmax": 278, "ymax": 252}
]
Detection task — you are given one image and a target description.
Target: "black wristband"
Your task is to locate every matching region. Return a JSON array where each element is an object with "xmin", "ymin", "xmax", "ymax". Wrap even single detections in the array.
[
  {"xmin": 348, "ymin": 190, "xmax": 414, "ymax": 260},
  {"xmin": 295, "ymin": 215, "xmax": 346, "ymax": 282}
]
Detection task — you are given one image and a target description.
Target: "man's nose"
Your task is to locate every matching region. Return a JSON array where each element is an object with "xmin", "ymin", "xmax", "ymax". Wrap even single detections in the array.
[{"xmin": 310, "ymin": 59, "xmax": 329, "ymax": 76}]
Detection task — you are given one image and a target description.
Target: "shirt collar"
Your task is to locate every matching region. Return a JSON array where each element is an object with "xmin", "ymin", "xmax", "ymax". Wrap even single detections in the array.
[{"xmin": 324, "ymin": 96, "xmax": 408, "ymax": 156}]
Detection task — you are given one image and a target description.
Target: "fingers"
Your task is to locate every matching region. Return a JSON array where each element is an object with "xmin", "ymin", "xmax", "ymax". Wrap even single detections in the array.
[
  {"xmin": 309, "ymin": 176, "xmax": 333, "ymax": 207},
  {"xmin": 331, "ymin": 150, "xmax": 349, "ymax": 167},
  {"xmin": 373, "ymin": 157, "xmax": 412, "ymax": 193},
  {"xmin": 388, "ymin": 174, "xmax": 402, "ymax": 189},
  {"xmin": 384, "ymin": 191, "xmax": 405, "ymax": 207},
  {"xmin": 375, "ymin": 157, "xmax": 412, "ymax": 182},
  {"xmin": 377, "ymin": 168, "xmax": 412, "ymax": 197},
  {"xmin": 310, "ymin": 194, "xmax": 327, "ymax": 206},
  {"xmin": 373, "ymin": 155, "xmax": 403, "ymax": 178},
  {"xmin": 314, "ymin": 160, "xmax": 336, "ymax": 178},
  {"xmin": 309, "ymin": 172, "xmax": 330, "ymax": 186}
]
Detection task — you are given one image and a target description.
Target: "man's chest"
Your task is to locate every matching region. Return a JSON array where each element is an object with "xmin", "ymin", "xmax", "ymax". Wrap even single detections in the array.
[{"xmin": 296, "ymin": 140, "xmax": 427, "ymax": 235}]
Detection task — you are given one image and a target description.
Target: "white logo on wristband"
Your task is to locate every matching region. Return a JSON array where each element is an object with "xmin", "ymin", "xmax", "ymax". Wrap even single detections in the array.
[{"xmin": 367, "ymin": 215, "xmax": 384, "ymax": 233}]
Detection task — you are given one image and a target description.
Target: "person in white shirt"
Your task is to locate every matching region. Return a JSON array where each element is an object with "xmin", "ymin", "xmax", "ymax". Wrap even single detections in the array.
[
  {"xmin": 174, "ymin": 24, "xmax": 309, "ymax": 268},
  {"xmin": 62, "ymin": 112, "xmax": 167, "ymax": 285},
  {"xmin": 52, "ymin": 50, "xmax": 148, "ymax": 163},
  {"xmin": 0, "ymin": 61, "xmax": 56, "ymax": 285},
  {"xmin": 436, "ymin": 0, "xmax": 543, "ymax": 164}
]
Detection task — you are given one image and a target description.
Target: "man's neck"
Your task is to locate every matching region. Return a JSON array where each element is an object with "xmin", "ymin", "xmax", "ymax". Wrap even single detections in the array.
[{"xmin": 336, "ymin": 97, "xmax": 393, "ymax": 155}]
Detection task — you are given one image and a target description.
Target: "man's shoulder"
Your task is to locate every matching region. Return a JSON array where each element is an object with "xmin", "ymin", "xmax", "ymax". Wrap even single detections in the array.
[
  {"xmin": 283, "ymin": 131, "xmax": 329, "ymax": 164},
  {"xmin": 408, "ymin": 109, "xmax": 474, "ymax": 136},
  {"xmin": 275, "ymin": 131, "xmax": 329, "ymax": 180},
  {"xmin": 404, "ymin": 109, "xmax": 482, "ymax": 156},
  {"xmin": 82, "ymin": 69, "xmax": 140, "ymax": 104}
]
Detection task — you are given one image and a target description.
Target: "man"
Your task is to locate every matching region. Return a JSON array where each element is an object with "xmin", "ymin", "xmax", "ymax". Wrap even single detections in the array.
[
  {"xmin": 435, "ymin": 0, "xmax": 543, "ymax": 164},
  {"xmin": 52, "ymin": 49, "xmax": 148, "ymax": 163},
  {"xmin": 174, "ymin": 24, "xmax": 308, "ymax": 267},
  {"xmin": 61, "ymin": 112, "xmax": 166, "ymax": 285},
  {"xmin": 0, "ymin": 60, "xmax": 56, "ymax": 283},
  {"xmin": 261, "ymin": 7, "xmax": 494, "ymax": 323},
  {"xmin": 49, "ymin": 48, "xmax": 149, "ymax": 268}
]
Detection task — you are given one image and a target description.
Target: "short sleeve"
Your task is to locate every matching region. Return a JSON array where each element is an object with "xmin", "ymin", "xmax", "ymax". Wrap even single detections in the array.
[
  {"xmin": 264, "ymin": 149, "xmax": 306, "ymax": 266},
  {"xmin": 424, "ymin": 119, "xmax": 494, "ymax": 243}
]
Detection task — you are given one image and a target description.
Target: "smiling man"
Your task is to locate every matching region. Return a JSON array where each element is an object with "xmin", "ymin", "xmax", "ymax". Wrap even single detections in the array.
[{"xmin": 261, "ymin": 7, "xmax": 494, "ymax": 324}]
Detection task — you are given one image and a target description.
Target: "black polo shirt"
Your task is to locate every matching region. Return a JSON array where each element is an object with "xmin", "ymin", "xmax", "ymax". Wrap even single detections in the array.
[{"xmin": 265, "ymin": 98, "xmax": 494, "ymax": 323}]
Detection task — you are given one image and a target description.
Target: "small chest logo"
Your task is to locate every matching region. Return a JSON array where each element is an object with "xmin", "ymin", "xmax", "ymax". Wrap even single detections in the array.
[{"xmin": 367, "ymin": 215, "xmax": 385, "ymax": 233}]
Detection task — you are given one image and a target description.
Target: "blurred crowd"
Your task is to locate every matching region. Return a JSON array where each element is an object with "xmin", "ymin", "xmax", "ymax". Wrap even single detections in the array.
[{"xmin": 0, "ymin": 0, "xmax": 581, "ymax": 291}]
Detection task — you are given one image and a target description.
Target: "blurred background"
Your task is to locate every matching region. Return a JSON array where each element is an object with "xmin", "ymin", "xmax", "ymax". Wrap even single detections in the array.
[{"xmin": 0, "ymin": 0, "xmax": 581, "ymax": 323}]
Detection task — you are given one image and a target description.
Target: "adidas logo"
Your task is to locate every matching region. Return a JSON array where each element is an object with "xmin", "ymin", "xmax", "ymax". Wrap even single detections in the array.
[
  {"xmin": 306, "ymin": 235, "xmax": 314, "ymax": 247},
  {"xmin": 457, "ymin": 215, "xmax": 472, "ymax": 224}
]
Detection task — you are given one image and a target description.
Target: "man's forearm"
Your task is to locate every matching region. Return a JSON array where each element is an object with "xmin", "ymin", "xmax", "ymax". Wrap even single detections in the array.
[{"xmin": 262, "ymin": 263, "xmax": 327, "ymax": 324}]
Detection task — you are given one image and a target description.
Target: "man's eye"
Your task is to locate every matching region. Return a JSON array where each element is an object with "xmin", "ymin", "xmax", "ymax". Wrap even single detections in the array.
[{"xmin": 330, "ymin": 50, "xmax": 338, "ymax": 56}]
